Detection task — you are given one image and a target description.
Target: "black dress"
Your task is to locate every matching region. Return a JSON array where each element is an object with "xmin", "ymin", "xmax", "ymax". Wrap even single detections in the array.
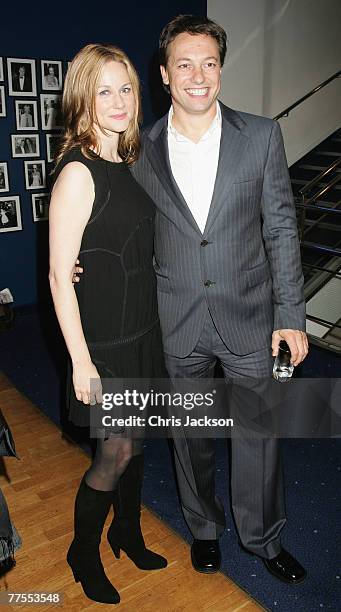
[{"xmin": 53, "ymin": 147, "xmax": 165, "ymax": 429}]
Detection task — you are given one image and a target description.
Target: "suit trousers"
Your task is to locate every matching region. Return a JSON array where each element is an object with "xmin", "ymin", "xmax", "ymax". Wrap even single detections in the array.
[{"xmin": 164, "ymin": 309, "xmax": 286, "ymax": 559}]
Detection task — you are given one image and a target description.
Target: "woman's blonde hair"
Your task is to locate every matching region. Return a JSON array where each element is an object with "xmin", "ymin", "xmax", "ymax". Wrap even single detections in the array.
[{"xmin": 55, "ymin": 43, "xmax": 141, "ymax": 166}]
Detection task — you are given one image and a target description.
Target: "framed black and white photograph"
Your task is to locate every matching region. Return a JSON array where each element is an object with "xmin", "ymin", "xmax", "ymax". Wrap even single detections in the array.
[
  {"xmin": 15, "ymin": 100, "xmax": 38, "ymax": 131},
  {"xmin": 0, "ymin": 162, "xmax": 9, "ymax": 193},
  {"xmin": 24, "ymin": 160, "xmax": 46, "ymax": 190},
  {"xmin": 40, "ymin": 94, "xmax": 62, "ymax": 130},
  {"xmin": 11, "ymin": 134, "xmax": 40, "ymax": 158},
  {"xmin": 0, "ymin": 86, "xmax": 6, "ymax": 117},
  {"xmin": 31, "ymin": 193, "xmax": 49, "ymax": 222},
  {"xmin": 0, "ymin": 58, "xmax": 3, "ymax": 81},
  {"xmin": 0, "ymin": 196, "xmax": 22, "ymax": 232},
  {"xmin": 41, "ymin": 60, "xmax": 62, "ymax": 91},
  {"xmin": 46, "ymin": 133, "xmax": 61, "ymax": 162},
  {"xmin": 7, "ymin": 58, "xmax": 37, "ymax": 96}
]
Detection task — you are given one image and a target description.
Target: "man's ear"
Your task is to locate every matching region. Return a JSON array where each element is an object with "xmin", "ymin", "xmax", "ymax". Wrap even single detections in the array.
[{"xmin": 160, "ymin": 65, "xmax": 169, "ymax": 86}]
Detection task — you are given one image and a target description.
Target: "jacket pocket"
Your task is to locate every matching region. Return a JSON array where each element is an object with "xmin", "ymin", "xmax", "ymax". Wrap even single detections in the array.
[
  {"xmin": 155, "ymin": 272, "xmax": 172, "ymax": 294},
  {"xmin": 245, "ymin": 260, "xmax": 271, "ymax": 287},
  {"xmin": 233, "ymin": 177, "xmax": 262, "ymax": 184}
]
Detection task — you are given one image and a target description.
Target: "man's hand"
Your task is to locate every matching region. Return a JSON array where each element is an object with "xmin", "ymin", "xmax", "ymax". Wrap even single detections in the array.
[
  {"xmin": 272, "ymin": 329, "xmax": 309, "ymax": 366},
  {"xmin": 72, "ymin": 258, "xmax": 83, "ymax": 283}
]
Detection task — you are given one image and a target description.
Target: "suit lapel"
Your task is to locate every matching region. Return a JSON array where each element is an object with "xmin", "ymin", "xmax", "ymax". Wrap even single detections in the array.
[
  {"xmin": 145, "ymin": 118, "xmax": 203, "ymax": 235},
  {"xmin": 204, "ymin": 105, "xmax": 249, "ymax": 234},
  {"xmin": 145, "ymin": 103, "xmax": 249, "ymax": 236}
]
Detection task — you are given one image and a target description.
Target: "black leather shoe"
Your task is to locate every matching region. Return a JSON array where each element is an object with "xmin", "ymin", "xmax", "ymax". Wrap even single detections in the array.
[
  {"xmin": 191, "ymin": 539, "xmax": 221, "ymax": 573},
  {"xmin": 263, "ymin": 548, "xmax": 306, "ymax": 584}
]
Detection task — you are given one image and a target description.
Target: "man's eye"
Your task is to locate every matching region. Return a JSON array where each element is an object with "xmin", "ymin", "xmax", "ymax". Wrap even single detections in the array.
[
  {"xmin": 204, "ymin": 63, "xmax": 217, "ymax": 69},
  {"xmin": 178, "ymin": 64, "xmax": 191, "ymax": 69}
]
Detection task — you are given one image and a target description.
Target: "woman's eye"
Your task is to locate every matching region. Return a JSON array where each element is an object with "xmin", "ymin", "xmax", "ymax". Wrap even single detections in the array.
[
  {"xmin": 121, "ymin": 87, "xmax": 131, "ymax": 94},
  {"xmin": 99, "ymin": 89, "xmax": 110, "ymax": 96}
]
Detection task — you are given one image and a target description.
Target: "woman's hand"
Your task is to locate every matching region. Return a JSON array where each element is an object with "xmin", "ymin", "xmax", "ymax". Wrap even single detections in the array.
[{"xmin": 72, "ymin": 360, "xmax": 102, "ymax": 405}]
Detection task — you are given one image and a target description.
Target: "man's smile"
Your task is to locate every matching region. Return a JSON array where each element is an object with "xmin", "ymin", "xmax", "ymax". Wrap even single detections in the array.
[{"xmin": 185, "ymin": 88, "xmax": 209, "ymax": 96}]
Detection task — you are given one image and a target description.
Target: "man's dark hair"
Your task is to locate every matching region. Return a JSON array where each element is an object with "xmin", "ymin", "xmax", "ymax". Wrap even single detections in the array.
[{"xmin": 159, "ymin": 14, "xmax": 227, "ymax": 67}]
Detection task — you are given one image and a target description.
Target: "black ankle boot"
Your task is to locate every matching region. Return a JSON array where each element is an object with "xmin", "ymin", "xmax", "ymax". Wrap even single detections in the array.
[
  {"xmin": 107, "ymin": 454, "xmax": 167, "ymax": 570},
  {"xmin": 67, "ymin": 476, "xmax": 120, "ymax": 604}
]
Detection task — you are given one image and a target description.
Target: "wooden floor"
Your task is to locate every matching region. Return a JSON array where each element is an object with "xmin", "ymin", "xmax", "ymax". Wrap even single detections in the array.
[{"xmin": 0, "ymin": 372, "xmax": 263, "ymax": 611}]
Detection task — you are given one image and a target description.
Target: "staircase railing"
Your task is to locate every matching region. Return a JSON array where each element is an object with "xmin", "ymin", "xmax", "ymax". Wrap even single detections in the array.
[
  {"xmin": 272, "ymin": 69, "xmax": 341, "ymax": 351},
  {"xmin": 273, "ymin": 70, "xmax": 341, "ymax": 121},
  {"xmin": 295, "ymin": 151, "xmax": 341, "ymax": 352},
  {"xmin": 296, "ymin": 157, "xmax": 341, "ymax": 239},
  {"xmin": 299, "ymin": 158, "xmax": 341, "ymax": 200}
]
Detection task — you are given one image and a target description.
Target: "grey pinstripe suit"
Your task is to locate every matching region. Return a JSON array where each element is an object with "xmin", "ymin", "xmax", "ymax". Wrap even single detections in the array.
[{"xmin": 131, "ymin": 101, "xmax": 305, "ymax": 558}]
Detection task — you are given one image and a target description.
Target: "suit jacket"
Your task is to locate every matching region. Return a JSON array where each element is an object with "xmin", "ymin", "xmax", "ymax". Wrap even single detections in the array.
[
  {"xmin": 15, "ymin": 142, "xmax": 29, "ymax": 154},
  {"xmin": 131, "ymin": 101, "xmax": 305, "ymax": 357},
  {"xmin": 12, "ymin": 72, "xmax": 32, "ymax": 92}
]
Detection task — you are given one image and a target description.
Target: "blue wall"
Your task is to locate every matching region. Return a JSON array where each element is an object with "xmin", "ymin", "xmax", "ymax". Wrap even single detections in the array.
[{"xmin": 0, "ymin": 1, "xmax": 207, "ymax": 306}]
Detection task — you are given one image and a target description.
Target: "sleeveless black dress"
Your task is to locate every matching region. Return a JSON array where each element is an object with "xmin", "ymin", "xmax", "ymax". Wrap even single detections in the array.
[{"xmin": 53, "ymin": 147, "xmax": 166, "ymax": 429}]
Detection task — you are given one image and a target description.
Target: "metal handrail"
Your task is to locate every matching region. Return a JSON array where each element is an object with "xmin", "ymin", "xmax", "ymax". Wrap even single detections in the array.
[
  {"xmin": 302, "ymin": 173, "xmax": 341, "ymax": 206},
  {"xmin": 296, "ymin": 202, "xmax": 341, "ymax": 215},
  {"xmin": 300, "ymin": 241, "xmax": 341, "ymax": 256},
  {"xmin": 306, "ymin": 313, "xmax": 341, "ymax": 330},
  {"xmin": 296, "ymin": 158, "xmax": 341, "ymax": 239},
  {"xmin": 302, "ymin": 262, "xmax": 341, "ymax": 277},
  {"xmin": 273, "ymin": 70, "xmax": 341, "ymax": 121},
  {"xmin": 299, "ymin": 158, "xmax": 341, "ymax": 195}
]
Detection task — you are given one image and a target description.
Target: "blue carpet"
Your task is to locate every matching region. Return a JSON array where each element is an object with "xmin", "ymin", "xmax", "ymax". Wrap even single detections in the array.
[{"xmin": 1, "ymin": 308, "xmax": 341, "ymax": 611}]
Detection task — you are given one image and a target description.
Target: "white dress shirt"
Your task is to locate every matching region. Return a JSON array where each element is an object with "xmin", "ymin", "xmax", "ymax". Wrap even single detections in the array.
[{"xmin": 167, "ymin": 102, "xmax": 222, "ymax": 233}]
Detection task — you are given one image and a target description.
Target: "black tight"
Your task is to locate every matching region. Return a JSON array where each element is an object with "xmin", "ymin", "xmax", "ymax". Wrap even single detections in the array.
[{"xmin": 85, "ymin": 437, "xmax": 142, "ymax": 491}]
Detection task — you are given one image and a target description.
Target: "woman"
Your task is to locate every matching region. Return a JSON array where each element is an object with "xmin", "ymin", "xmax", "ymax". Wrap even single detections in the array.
[
  {"xmin": 0, "ymin": 207, "xmax": 9, "ymax": 226},
  {"xmin": 49, "ymin": 43, "xmax": 167, "ymax": 605},
  {"xmin": 43, "ymin": 65, "xmax": 59, "ymax": 89},
  {"xmin": 30, "ymin": 164, "xmax": 41, "ymax": 187},
  {"xmin": 24, "ymin": 138, "xmax": 35, "ymax": 154},
  {"xmin": 45, "ymin": 99, "xmax": 57, "ymax": 129}
]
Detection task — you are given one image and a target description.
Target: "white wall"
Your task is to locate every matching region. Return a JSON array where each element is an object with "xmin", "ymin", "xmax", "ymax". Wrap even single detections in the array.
[{"xmin": 208, "ymin": 0, "xmax": 341, "ymax": 165}]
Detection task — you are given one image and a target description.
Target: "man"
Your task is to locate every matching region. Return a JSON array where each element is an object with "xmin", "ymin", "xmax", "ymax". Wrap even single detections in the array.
[
  {"xmin": 15, "ymin": 138, "xmax": 30, "ymax": 155},
  {"xmin": 12, "ymin": 65, "xmax": 32, "ymax": 92},
  {"xmin": 20, "ymin": 105, "xmax": 33, "ymax": 128},
  {"xmin": 131, "ymin": 15, "xmax": 308, "ymax": 584}
]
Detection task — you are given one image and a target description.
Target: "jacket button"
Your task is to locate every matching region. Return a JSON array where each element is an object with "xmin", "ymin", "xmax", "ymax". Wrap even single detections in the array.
[
  {"xmin": 200, "ymin": 240, "xmax": 209, "ymax": 247},
  {"xmin": 204, "ymin": 280, "xmax": 215, "ymax": 287}
]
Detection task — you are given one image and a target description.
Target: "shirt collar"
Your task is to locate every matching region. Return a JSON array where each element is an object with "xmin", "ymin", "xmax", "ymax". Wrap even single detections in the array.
[{"xmin": 168, "ymin": 101, "xmax": 221, "ymax": 143}]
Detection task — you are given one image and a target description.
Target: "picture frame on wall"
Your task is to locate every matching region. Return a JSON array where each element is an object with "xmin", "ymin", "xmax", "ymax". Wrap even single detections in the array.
[
  {"xmin": 15, "ymin": 100, "xmax": 38, "ymax": 130},
  {"xmin": 0, "ymin": 86, "xmax": 6, "ymax": 117},
  {"xmin": 7, "ymin": 58, "xmax": 37, "ymax": 96},
  {"xmin": 31, "ymin": 193, "xmax": 49, "ymax": 222},
  {"xmin": 0, "ymin": 162, "xmax": 9, "ymax": 192},
  {"xmin": 11, "ymin": 134, "xmax": 40, "ymax": 158},
  {"xmin": 0, "ymin": 58, "xmax": 3, "ymax": 81},
  {"xmin": 24, "ymin": 160, "xmax": 46, "ymax": 190},
  {"xmin": 46, "ymin": 133, "xmax": 61, "ymax": 163},
  {"xmin": 40, "ymin": 94, "xmax": 63, "ymax": 130},
  {"xmin": 0, "ymin": 196, "xmax": 22, "ymax": 233},
  {"xmin": 41, "ymin": 60, "xmax": 62, "ymax": 91}
]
